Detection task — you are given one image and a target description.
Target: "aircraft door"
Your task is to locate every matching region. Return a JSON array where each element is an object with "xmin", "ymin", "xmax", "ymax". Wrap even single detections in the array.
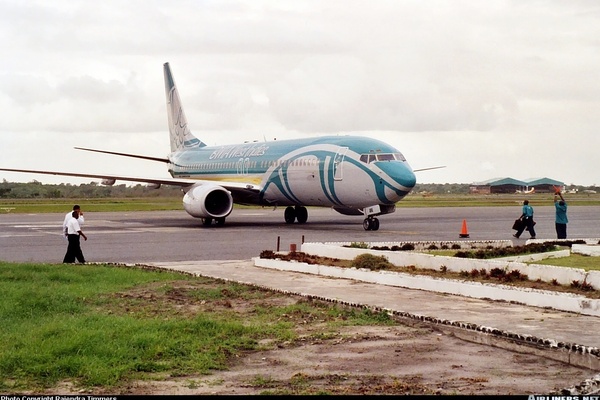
[{"xmin": 333, "ymin": 147, "xmax": 349, "ymax": 181}]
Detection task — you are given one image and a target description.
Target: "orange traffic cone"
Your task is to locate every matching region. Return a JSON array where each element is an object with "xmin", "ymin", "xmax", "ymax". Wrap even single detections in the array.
[{"xmin": 459, "ymin": 219, "xmax": 470, "ymax": 238}]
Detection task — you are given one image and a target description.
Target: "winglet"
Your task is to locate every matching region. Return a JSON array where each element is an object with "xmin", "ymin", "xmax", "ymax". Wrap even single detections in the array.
[{"xmin": 163, "ymin": 62, "xmax": 206, "ymax": 151}]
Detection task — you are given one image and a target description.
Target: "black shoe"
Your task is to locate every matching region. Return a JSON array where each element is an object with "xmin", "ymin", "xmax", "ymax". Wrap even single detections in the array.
[{"xmin": 512, "ymin": 234, "xmax": 519, "ymax": 238}]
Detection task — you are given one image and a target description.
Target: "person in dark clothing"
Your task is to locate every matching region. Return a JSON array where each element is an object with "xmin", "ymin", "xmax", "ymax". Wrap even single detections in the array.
[
  {"xmin": 63, "ymin": 210, "xmax": 87, "ymax": 263},
  {"xmin": 554, "ymin": 191, "xmax": 568, "ymax": 239},
  {"xmin": 513, "ymin": 200, "xmax": 536, "ymax": 239}
]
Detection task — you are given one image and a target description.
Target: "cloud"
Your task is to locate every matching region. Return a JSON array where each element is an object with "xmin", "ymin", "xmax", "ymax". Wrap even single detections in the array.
[{"xmin": 0, "ymin": 0, "xmax": 599, "ymax": 185}]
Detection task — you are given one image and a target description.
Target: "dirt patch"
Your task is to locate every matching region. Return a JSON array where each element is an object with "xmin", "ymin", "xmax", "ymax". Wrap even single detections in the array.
[
  {"xmin": 116, "ymin": 325, "xmax": 589, "ymax": 395},
  {"xmin": 32, "ymin": 280, "xmax": 593, "ymax": 395}
]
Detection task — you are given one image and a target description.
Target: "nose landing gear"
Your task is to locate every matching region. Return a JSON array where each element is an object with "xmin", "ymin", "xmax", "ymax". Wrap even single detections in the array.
[{"xmin": 363, "ymin": 217, "xmax": 380, "ymax": 231}]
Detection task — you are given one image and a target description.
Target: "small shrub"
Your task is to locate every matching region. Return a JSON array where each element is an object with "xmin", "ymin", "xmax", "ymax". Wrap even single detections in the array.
[
  {"xmin": 401, "ymin": 243, "xmax": 415, "ymax": 251},
  {"xmin": 440, "ymin": 265, "xmax": 447, "ymax": 273},
  {"xmin": 260, "ymin": 250, "xmax": 276, "ymax": 258},
  {"xmin": 474, "ymin": 250, "xmax": 486, "ymax": 259},
  {"xmin": 371, "ymin": 246, "xmax": 389, "ymax": 251},
  {"xmin": 490, "ymin": 268, "xmax": 505, "ymax": 279},
  {"xmin": 570, "ymin": 280, "xmax": 594, "ymax": 291},
  {"xmin": 581, "ymin": 281, "xmax": 595, "ymax": 291},
  {"xmin": 441, "ymin": 244, "xmax": 449, "ymax": 250},
  {"xmin": 551, "ymin": 279, "xmax": 559, "ymax": 286},
  {"xmin": 470, "ymin": 269, "xmax": 480, "ymax": 277},
  {"xmin": 427, "ymin": 244, "xmax": 439, "ymax": 250},
  {"xmin": 508, "ymin": 270, "xmax": 527, "ymax": 281},
  {"xmin": 451, "ymin": 244, "xmax": 462, "ymax": 250},
  {"xmin": 349, "ymin": 242, "xmax": 370, "ymax": 249},
  {"xmin": 350, "ymin": 254, "xmax": 393, "ymax": 271}
]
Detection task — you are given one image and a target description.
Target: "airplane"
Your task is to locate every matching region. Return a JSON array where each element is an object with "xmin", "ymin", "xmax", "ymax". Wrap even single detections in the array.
[
  {"xmin": 515, "ymin": 187, "xmax": 535, "ymax": 194},
  {"xmin": 0, "ymin": 63, "xmax": 443, "ymax": 231}
]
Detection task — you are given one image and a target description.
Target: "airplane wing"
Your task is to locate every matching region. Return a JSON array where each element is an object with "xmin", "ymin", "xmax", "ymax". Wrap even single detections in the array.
[{"xmin": 0, "ymin": 167, "xmax": 262, "ymax": 194}]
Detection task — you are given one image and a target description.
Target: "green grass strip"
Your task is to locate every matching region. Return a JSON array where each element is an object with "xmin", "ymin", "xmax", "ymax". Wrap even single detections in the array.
[{"xmin": 0, "ymin": 263, "xmax": 262, "ymax": 389}]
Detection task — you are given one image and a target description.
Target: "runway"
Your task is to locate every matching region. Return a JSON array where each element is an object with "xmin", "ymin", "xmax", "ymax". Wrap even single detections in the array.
[{"xmin": 1, "ymin": 205, "xmax": 599, "ymax": 263}]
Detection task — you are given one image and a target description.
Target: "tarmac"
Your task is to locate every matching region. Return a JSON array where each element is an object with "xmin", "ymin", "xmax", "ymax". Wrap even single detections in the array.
[{"xmin": 141, "ymin": 259, "xmax": 600, "ymax": 374}]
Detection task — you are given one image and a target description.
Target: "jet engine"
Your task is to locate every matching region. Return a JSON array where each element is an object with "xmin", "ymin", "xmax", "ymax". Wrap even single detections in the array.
[
  {"xmin": 101, "ymin": 178, "xmax": 116, "ymax": 186},
  {"xmin": 182, "ymin": 183, "xmax": 233, "ymax": 219}
]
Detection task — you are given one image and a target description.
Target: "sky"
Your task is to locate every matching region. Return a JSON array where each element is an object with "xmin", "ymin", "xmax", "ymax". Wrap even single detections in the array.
[{"xmin": 1, "ymin": 0, "xmax": 599, "ymax": 186}]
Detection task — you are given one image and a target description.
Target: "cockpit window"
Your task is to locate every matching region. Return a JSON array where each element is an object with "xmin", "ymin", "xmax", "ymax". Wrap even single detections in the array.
[
  {"xmin": 377, "ymin": 154, "xmax": 395, "ymax": 161},
  {"xmin": 360, "ymin": 154, "xmax": 376, "ymax": 163},
  {"xmin": 360, "ymin": 152, "xmax": 406, "ymax": 163}
]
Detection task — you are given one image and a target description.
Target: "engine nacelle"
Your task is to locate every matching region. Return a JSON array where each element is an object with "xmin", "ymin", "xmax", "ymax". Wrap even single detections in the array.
[
  {"xmin": 101, "ymin": 178, "xmax": 116, "ymax": 186},
  {"xmin": 182, "ymin": 183, "xmax": 233, "ymax": 219}
]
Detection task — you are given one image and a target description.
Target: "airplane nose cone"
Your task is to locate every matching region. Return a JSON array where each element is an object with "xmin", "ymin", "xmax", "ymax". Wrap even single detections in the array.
[
  {"xmin": 381, "ymin": 161, "xmax": 415, "ymax": 188},
  {"xmin": 399, "ymin": 165, "xmax": 416, "ymax": 189},
  {"xmin": 375, "ymin": 161, "xmax": 416, "ymax": 197}
]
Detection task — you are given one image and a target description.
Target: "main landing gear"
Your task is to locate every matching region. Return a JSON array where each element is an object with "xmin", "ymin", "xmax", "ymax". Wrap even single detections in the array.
[
  {"xmin": 284, "ymin": 206, "xmax": 308, "ymax": 224},
  {"xmin": 201, "ymin": 217, "xmax": 226, "ymax": 226},
  {"xmin": 363, "ymin": 217, "xmax": 380, "ymax": 231}
]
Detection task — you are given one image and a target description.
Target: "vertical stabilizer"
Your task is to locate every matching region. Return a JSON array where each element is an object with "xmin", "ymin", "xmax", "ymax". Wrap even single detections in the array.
[{"xmin": 164, "ymin": 62, "xmax": 206, "ymax": 152}]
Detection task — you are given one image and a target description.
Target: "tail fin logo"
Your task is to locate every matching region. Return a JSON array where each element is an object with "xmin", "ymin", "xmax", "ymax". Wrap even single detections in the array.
[{"xmin": 164, "ymin": 63, "xmax": 206, "ymax": 152}]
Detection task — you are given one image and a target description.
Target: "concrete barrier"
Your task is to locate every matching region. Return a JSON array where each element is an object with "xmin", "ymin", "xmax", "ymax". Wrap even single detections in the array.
[
  {"xmin": 253, "ymin": 256, "xmax": 600, "ymax": 317},
  {"xmin": 573, "ymin": 244, "xmax": 600, "ymax": 256},
  {"xmin": 300, "ymin": 242, "xmax": 591, "ymax": 287}
]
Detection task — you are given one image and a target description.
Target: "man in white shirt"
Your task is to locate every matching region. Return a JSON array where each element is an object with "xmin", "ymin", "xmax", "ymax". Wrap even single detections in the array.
[
  {"xmin": 63, "ymin": 205, "xmax": 84, "ymax": 238},
  {"xmin": 63, "ymin": 210, "xmax": 87, "ymax": 263}
]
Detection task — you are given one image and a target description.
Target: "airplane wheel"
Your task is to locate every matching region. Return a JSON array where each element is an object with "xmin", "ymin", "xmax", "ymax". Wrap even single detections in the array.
[
  {"xmin": 372, "ymin": 218, "xmax": 380, "ymax": 231},
  {"xmin": 363, "ymin": 218, "xmax": 371, "ymax": 230},
  {"xmin": 215, "ymin": 217, "xmax": 226, "ymax": 226},
  {"xmin": 295, "ymin": 206, "xmax": 308, "ymax": 224},
  {"xmin": 284, "ymin": 206, "xmax": 296, "ymax": 224},
  {"xmin": 202, "ymin": 218, "xmax": 213, "ymax": 226}
]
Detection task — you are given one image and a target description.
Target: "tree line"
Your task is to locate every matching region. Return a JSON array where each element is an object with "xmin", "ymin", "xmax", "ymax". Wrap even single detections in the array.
[
  {"xmin": 0, "ymin": 180, "xmax": 183, "ymax": 199},
  {"xmin": 1, "ymin": 179, "xmax": 598, "ymax": 198}
]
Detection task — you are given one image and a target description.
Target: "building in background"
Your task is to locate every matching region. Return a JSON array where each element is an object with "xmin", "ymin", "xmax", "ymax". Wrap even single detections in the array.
[{"xmin": 469, "ymin": 177, "xmax": 564, "ymax": 194}]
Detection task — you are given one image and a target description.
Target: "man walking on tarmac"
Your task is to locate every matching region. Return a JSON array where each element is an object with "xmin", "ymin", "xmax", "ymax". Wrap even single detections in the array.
[
  {"xmin": 63, "ymin": 209, "xmax": 87, "ymax": 263},
  {"xmin": 513, "ymin": 200, "xmax": 536, "ymax": 239}
]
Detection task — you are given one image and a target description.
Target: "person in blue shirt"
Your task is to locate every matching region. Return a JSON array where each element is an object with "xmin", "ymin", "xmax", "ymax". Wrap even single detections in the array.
[
  {"xmin": 554, "ymin": 191, "xmax": 568, "ymax": 239},
  {"xmin": 513, "ymin": 200, "xmax": 536, "ymax": 239}
]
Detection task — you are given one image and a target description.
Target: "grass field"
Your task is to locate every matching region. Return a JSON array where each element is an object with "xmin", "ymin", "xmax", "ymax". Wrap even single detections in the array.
[
  {"xmin": 0, "ymin": 197, "xmax": 183, "ymax": 213},
  {"xmin": 0, "ymin": 262, "xmax": 393, "ymax": 392}
]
